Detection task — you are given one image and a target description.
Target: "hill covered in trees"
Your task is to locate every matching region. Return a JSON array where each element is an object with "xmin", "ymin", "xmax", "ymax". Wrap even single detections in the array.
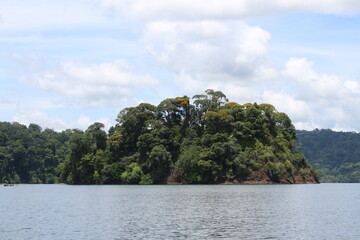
[
  {"xmin": 1, "ymin": 90, "xmax": 318, "ymax": 184},
  {"xmin": 0, "ymin": 122, "xmax": 74, "ymax": 183},
  {"xmin": 297, "ymin": 129, "xmax": 360, "ymax": 182}
]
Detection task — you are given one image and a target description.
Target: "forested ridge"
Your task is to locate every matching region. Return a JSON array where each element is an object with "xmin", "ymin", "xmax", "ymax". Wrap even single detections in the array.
[
  {"xmin": 297, "ymin": 129, "xmax": 360, "ymax": 182},
  {"xmin": 1, "ymin": 90, "xmax": 318, "ymax": 184},
  {"xmin": 0, "ymin": 122, "xmax": 73, "ymax": 183}
]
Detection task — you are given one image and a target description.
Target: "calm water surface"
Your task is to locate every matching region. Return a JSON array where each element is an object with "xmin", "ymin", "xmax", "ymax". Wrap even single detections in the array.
[{"xmin": 1, "ymin": 184, "xmax": 359, "ymax": 240}]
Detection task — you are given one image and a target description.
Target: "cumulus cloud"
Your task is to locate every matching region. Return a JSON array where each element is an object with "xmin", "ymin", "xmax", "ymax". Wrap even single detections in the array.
[
  {"xmin": 97, "ymin": 0, "xmax": 360, "ymax": 21},
  {"xmin": 21, "ymin": 59, "xmax": 160, "ymax": 108},
  {"xmin": 283, "ymin": 58, "xmax": 360, "ymax": 100},
  {"xmin": 12, "ymin": 109, "xmax": 112, "ymax": 131},
  {"xmin": 264, "ymin": 58, "xmax": 360, "ymax": 131},
  {"xmin": 143, "ymin": 20, "xmax": 276, "ymax": 93},
  {"xmin": 3, "ymin": 0, "xmax": 359, "ymax": 132},
  {"xmin": 262, "ymin": 91, "xmax": 310, "ymax": 119},
  {"xmin": 139, "ymin": 17, "xmax": 360, "ymax": 131},
  {"xmin": 261, "ymin": 89, "xmax": 360, "ymax": 131}
]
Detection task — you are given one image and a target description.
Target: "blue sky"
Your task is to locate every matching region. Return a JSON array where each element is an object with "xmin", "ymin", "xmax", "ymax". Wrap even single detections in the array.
[{"xmin": 1, "ymin": 0, "xmax": 360, "ymax": 131}]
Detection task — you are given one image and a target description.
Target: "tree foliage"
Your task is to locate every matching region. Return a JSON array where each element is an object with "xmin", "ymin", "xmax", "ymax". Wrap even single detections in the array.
[
  {"xmin": 0, "ymin": 122, "xmax": 74, "ymax": 183},
  {"xmin": 0, "ymin": 90, "xmax": 318, "ymax": 184},
  {"xmin": 297, "ymin": 129, "xmax": 360, "ymax": 182}
]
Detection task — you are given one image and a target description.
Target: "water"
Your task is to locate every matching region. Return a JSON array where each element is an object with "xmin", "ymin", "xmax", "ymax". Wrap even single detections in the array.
[{"xmin": 1, "ymin": 184, "xmax": 359, "ymax": 240}]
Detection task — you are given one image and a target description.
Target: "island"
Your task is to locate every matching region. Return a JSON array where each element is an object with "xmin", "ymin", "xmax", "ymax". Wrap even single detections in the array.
[{"xmin": 0, "ymin": 90, "xmax": 318, "ymax": 184}]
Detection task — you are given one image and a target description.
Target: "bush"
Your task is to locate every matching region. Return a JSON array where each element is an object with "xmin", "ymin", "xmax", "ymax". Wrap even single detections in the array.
[
  {"xmin": 120, "ymin": 162, "xmax": 143, "ymax": 184},
  {"xmin": 265, "ymin": 162, "xmax": 286, "ymax": 182}
]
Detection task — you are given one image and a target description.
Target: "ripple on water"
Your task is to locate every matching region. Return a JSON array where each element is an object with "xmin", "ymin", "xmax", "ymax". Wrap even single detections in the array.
[{"xmin": 0, "ymin": 184, "xmax": 360, "ymax": 240}]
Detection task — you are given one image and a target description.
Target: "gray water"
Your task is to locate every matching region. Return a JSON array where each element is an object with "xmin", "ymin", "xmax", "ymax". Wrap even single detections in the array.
[{"xmin": 0, "ymin": 184, "xmax": 359, "ymax": 240}]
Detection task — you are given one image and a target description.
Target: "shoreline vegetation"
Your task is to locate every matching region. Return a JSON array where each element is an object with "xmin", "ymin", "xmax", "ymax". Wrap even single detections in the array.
[{"xmin": 1, "ymin": 89, "xmax": 318, "ymax": 185}]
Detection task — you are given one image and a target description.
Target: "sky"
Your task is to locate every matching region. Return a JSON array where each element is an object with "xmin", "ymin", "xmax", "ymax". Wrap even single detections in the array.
[{"xmin": 1, "ymin": 0, "xmax": 360, "ymax": 132}]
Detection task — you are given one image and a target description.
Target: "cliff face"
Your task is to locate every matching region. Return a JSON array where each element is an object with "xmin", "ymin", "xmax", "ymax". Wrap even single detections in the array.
[
  {"xmin": 234, "ymin": 169, "xmax": 319, "ymax": 184},
  {"xmin": 166, "ymin": 161, "xmax": 319, "ymax": 184}
]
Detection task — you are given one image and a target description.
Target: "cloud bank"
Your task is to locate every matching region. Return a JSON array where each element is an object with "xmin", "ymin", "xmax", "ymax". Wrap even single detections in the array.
[
  {"xmin": 2, "ymin": 0, "xmax": 360, "ymax": 131},
  {"xmin": 98, "ymin": 0, "xmax": 360, "ymax": 21},
  {"xmin": 21, "ymin": 59, "xmax": 160, "ymax": 108},
  {"xmin": 143, "ymin": 21, "xmax": 276, "ymax": 93},
  {"xmin": 12, "ymin": 109, "xmax": 111, "ymax": 132},
  {"xmin": 278, "ymin": 58, "xmax": 360, "ymax": 131}
]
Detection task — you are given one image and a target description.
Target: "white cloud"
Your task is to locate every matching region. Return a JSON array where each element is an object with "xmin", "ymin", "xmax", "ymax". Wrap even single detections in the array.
[
  {"xmin": 12, "ymin": 110, "xmax": 75, "ymax": 131},
  {"xmin": 283, "ymin": 58, "xmax": 358, "ymax": 100},
  {"xmin": 344, "ymin": 80, "xmax": 360, "ymax": 93},
  {"xmin": 262, "ymin": 91, "xmax": 310, "ymax": 120},
  {"xmin": 21, "ymin": 59, "xmax": 160, "ymax": 108},
  {"xmin": 293, "ymin": 122, "xmax": 322, "ymax": 131},
  {"xmin": 166, "ymin": 52, "xmax": 360, "ymax": 132},
  {"xmin": 0, "ymin": 0, "xmax": 110, "ymax": 30},
  {"xmin": 3, "ymin": 0, "xmax": 360, "ymax": 133},
  {"xmin": 261, "ymin": 90, "xmax": 360, "ymax": 131},
  {"xmin": 97, "ymin": 0, "xmax": 360, "ymax": 21},
  {"xmin": 140, "ymin": 18, "xmax": 360, "ymax": 132},
  {"xmin": 268, "ymin": 58, "xmax": 360, "ymax": 131},
  {"xmin": 143, "ymin": 21, "xmax": 276, "ymax": 94},
  {"xmin": 12, "ymin": 109, "xmax": 111, "ymax": 131}
]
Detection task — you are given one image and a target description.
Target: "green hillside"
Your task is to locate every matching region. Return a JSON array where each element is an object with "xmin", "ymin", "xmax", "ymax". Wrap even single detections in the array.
[{"xmin": 297, "ymin": 129, "xmax": 360, "ymax": 182}]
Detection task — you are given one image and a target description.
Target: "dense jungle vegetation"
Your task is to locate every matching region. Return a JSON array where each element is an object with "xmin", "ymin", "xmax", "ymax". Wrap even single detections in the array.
[
  {"xmin": 297, "ymin": 129, "xmax": 360, "ymax": 182},
  {"xmin": 1, "ymin": 90, "xmax": 318, "ymax": 184}
]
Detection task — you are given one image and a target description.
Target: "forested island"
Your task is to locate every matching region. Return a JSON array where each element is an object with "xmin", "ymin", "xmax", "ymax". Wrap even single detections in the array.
[{"xmin": 1, "ymin": 90, "xmax": 318, "ymax": 184}]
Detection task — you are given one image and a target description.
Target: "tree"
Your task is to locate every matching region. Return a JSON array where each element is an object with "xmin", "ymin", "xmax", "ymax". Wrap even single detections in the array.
[
  {"xmin": 86, "ymin": 122, "xmax": 107, "ymax": 151},
  {"xmin": 156, "ymin": 96, "xmax": 193, "ymax": 129},
  {"xmin": 193, "ymin": 89, "xmax": 229, "ymax": 113},
  {"xmin": 147, "ymin": 145, "xmax": 171, "ymax": 182},
  {"xmin": 115, "ymin": 103, "xmax": 156, "ymax": 155},
  {"xmin": 192, "ymin": 89, "xmax": 229, "ymax": 133}
]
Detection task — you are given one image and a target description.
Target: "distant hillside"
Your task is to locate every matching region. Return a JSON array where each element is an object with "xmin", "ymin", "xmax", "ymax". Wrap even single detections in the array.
[{"xmin": 297, "ymin": 129, "xmax": 360, "ymax": 182}]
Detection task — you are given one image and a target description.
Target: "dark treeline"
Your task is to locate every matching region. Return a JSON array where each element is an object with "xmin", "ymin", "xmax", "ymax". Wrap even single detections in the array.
[
  {"xmin": 297, "ymin": 129, "xmax": 360, "ymax": 182},
  {"xmin": 1, "ymin": 90, "xmax": 318, "ymax": 184},
  {"xmin": 0, "ymin": 122, "xmax": 74, "ymax": 183}
]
